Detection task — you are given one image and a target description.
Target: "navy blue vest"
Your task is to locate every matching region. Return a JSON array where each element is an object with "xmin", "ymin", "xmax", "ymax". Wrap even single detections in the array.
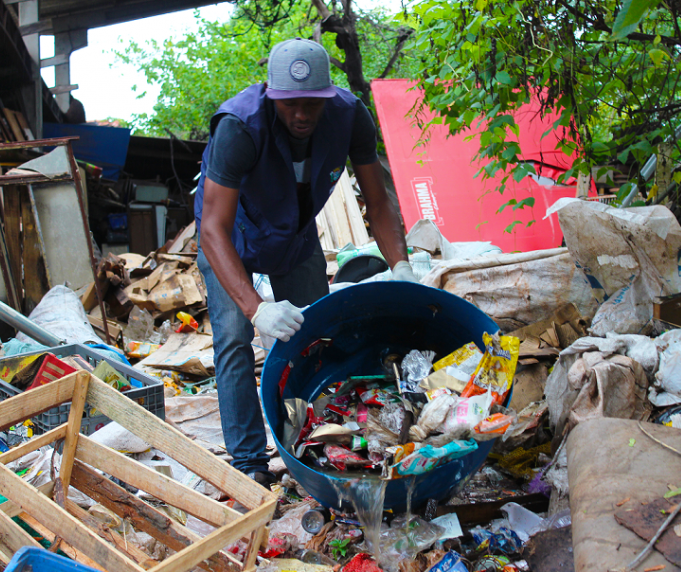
[{"xmin": 196, "ymin": 84, "xmax": 358, "ymax": 276}]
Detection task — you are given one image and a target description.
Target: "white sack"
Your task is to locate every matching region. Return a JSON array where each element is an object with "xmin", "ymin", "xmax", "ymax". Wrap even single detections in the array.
[
  {"xmin": 430, "ymin": 250, "xmax": 598, "ymax": 329},
  {"xmin": 549, "ymin": 198, "xmax": 681, "ymax": 298},
  {"xmin": 16, "ymin": 285, "xmax": 99, "ymax": 345}
]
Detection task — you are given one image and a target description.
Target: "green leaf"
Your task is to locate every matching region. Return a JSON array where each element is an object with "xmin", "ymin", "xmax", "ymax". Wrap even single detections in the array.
[
  {"xmin": 673, "ymin": 172, "xmax": 681, "ymax": 184},
  {"xmin": 496, "ymin": 71, "xmax": 513, "ymax": 85},
  {"xmin": 612, "ymin": 0, "xmax": 660, "ymax": 40},
  {"xmin": 628, "ymin": 438, "xmax": 636, "ymax": 447},
  {"xmin": 512, "ymin": 197, "xmax": 536, "ymax": 210},
  {"xmin": 504, "ymin": 220, "xmax": 523, "ymax": 233},
  {"xmin": 648, "ymin": 48, "xmax": 669, "ymax": 66},
  {"xmin": 664, "ymin": 487, "xmax": 681, "ymax": 499},
  {"xmin": 498, "ymin": 198, "xmax": 517, "ymax": 213}
]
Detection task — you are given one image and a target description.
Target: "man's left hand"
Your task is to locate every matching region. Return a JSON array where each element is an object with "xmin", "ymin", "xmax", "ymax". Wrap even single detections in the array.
[{"xmin": 392, "ymin": 260, "xmax": 419, "ymax": 283}]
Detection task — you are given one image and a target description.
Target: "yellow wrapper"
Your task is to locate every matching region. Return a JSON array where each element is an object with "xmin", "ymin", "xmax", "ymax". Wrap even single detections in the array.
[{"xmin": 461, "ymin": 332, "xmax": 519, "ymax": 405}]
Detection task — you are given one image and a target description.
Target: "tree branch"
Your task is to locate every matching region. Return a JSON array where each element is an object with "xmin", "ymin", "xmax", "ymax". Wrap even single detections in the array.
[
  {"xmin": 379, "ymin": 27, "xmax": 414, "ymax": 78},
  {"xmin": 310, "ymin": 0, "xmax": 331, "ymax": 20},
  {"xmin": 329, "ymin": 56, "xmax": 346, "ymax": 72}
]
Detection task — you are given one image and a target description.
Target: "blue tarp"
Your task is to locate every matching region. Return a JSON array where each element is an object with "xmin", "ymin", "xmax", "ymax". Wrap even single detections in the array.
[{"xmin": 43, "ymin": 123, "xmax": 131, "ymax": 181}]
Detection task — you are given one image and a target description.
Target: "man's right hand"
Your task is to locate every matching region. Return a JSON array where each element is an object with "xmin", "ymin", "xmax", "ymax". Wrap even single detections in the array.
[{"xmin": 251, "ymin": 301, "xmax": 304, "ymax": 342}]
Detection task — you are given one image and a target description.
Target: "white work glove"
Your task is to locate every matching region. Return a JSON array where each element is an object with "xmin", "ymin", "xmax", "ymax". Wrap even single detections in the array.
[
  {"xmin": 251, "ymin": 301, "xmax": 304, "ymax": 342},
  {"xmin": 391, "ymin": 260, "xmax": 420, "ymax": 283}
]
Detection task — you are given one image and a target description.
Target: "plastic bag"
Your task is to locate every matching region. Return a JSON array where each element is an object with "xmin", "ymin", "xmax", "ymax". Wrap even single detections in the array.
[
  {"xmin": 474, "ymin": 412, "xmax": 516, "ymax": 435},
  {"xmin": 175, "ymin": 311, "xmax": 199, "ymax": 333},
  {"xmin": 443, "ymin": 393, "xmax": 492, "ymax": 434},
  {"xmin": 410, "ymin": 393, "xmax": 458, "ymax": 441},
  {"xmin": 385, "ymin": 439, "xmax": 478, "ymax": 478},
  {"xmin": 461, "ymin": 332, "xmax": 519, "ymax": 405},
  {"xmin": 378, "ymin": 515, "xmax": 444, "ymax": 565},
  {"xmin": 401, "ymin": 349, "xmax": 436, "ymax": 392}
]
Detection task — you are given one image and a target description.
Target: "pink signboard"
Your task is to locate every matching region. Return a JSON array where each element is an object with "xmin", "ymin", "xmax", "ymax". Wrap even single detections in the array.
[{"xmin": 372, "ymin": 79, "xmax": 594, "ymax": 252}]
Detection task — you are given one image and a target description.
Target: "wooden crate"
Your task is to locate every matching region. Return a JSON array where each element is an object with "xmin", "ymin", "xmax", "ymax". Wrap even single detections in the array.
[{"xmin": 0, "ymin": 371, "xmax": 278, "ymax": 572}]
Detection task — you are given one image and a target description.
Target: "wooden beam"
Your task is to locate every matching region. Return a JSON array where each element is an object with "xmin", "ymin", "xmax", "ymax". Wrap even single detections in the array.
[
  {"xmin": 0, "ymin": 221, "xmax": 21, "ymax": 311},
  {"xmin": 18, "ymin": 513, "xmax": 106, "ymax": 571},
  {"xmin": 84, "ymin": 376, "xmax": 275, "ymax": 510},
  {"xmin": 0, "ymin": 462, "xmax": 143, "ymax": 572},
  {"xmin": 20, "ymin": 185, "xmax": 51, "ymax": 313},
  {"xmin": 2, "ymin": 185, "xmax": 23, "ymax": 312},
  {"xmin": 0, "ymin": 425, "xmax": 66, "ymax": 465},
  {"xmin": 0, "ymin": 503, "xmax": 42, "ymax": 554},
  {"xmin": 70, "ymin": 461, "xmax": 239, "ymax": 572},
  {"xmin": 59, "ymin": 371, "xmax": 89, "ymax": 489},
  {"xmin": 76, "ymin": 436, "xmax": 242, "ymax": 526},
  {"xmin": 64, "ymin": 499, "xmax": 157, "ymax": 570},
  {"xmin": 0, "ymin": 373, "xmax": 77, "ymax": 432},
  {"xmin": 0, "ymin": 482, "xmax": 54, "ymax": 518},
  {"xmin": 242, "ymin": 525, "xmax": 267, "ymax": 572},
  {"xmin": 148, "ymin": 500, "xmax": 276, "ymax": 572}
]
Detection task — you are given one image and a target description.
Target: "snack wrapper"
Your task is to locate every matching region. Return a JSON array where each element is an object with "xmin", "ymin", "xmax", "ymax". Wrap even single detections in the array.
[
  {"xmin": 426, "ymin": 550, "xmax": 468, "ymax": 572},
  {"xmin": 443, "ymin": 393, "xmax": 491, "ymax": 434},
  {"xmin": 474, "ymin": 412, "xmax": 515, "ymax": 434},
  {"xmin": 324, "ymin": 444, "xmax": 370, "ymax": 471},
  {"xmin": 358, "ymin": 387, "xmax": 401, "ymax": 407},
  {"xmin": 386, "ymin": 439, "xmax": 478, "ymax": 478},
  {"xmin": 460, "ymin": 332, "xmax": 519, "ymax": 405}
]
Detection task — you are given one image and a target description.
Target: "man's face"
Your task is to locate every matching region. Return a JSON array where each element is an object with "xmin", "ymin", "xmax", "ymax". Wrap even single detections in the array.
[{"xmin": 274, "ymin": 98, "xmax": 326, "ymax": 139}]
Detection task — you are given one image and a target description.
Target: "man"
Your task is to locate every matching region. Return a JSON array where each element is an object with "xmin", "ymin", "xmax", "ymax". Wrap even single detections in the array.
[{"xmin": 196, "ymin": 38, "xmax": 417, "ymax": 486}]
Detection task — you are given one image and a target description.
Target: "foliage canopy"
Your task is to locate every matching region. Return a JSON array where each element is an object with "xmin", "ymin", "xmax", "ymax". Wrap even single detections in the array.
[{"xmin": 411, "ymin": 0, "xmax": 681, "ymax": 203}]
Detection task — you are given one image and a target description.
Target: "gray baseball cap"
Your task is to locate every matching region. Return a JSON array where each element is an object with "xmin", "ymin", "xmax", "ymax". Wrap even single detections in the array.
[{"xmin": 266, "ymin": 38, "xmax": 337, "ymax": 99}]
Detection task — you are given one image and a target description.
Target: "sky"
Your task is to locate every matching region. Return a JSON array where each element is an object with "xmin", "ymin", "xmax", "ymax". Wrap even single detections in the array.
[
  {"xmin": 40, "ymin": 4, "xmax": 233, "ymax": 122},
  {"xmin": 39, "ymin": 0, "xmax": 398, "ymax": 124}
]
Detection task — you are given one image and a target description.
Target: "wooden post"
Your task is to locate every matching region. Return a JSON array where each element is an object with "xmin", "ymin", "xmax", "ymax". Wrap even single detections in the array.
[{"xmin": 59, "ymin": 370, "xmax": 90, "ymax": 488}]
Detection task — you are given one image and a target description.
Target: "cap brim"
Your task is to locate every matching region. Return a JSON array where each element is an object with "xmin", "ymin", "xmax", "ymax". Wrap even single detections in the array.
[{"xmin": 266, "ymin": 86, "xmax": 337, "ymax": 99}]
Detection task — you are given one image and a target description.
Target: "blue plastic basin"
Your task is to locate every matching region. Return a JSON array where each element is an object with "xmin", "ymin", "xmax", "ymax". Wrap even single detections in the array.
[{"xmin": 261, "ymin": 282, "xmax": 501, "ymax": 512}]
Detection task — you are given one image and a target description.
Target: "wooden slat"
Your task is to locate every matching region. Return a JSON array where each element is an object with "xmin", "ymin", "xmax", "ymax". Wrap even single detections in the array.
[
  {"xmin": 19, "ymin": 513, "xmax": 107, "ymax": 571},
  {"xmin": 60, "ymin": 371, "xmax": 89, "ymax": 489},
  {"xmin": 0, "ymin": 425, "xmax": 67, "ymax": 465},
  {"xmin": 2, "ymin": 110, "xmax": 25, "ymax": 142},
  {"xmin": 64, "ymin": 499, "xmax": 157, "ymax": 570},
  {"xmin": 21, "ymin": 185, "xmax": 51, "ymax": 313},
  {"xmin": 0, "ymin": 219, "xmax": 21, "ymax": 311},
  {"xmin": 148, "ymin": 500, "xmax": 276, "ymax": 572},
  {"xmin": 0, "ymin": 502, "xmax": 42, "ymax": 553},
  {"xmin": 0, "ymin": 373, "xmax": 77, "ymax": 432},
  {"xmin": 338, "ymin": 170, "xmax": 369, "ymax": 246},
  {"xmin": 0, "ymin": 482, "xmax": 54, "ymax": 518},
  {"xmin": 242, "ymin": 525, "xmax": 266, "ymax": 572},
  {"xmin": 0, "ymin": 462, "xmax": 143, "ymax": 572},
  {"xmin": 70, "ymin": 461, "xmax": 239, "ymax": 572},
  {"xmin": 0, "ymin": 544, "xmax": 12, "ymax": 565},
  {"xmin": 325, "ymin": 178, "xmax": 353, "ymax": 248},
  {"xmin": 3, "ymin": 185, "xmax": 23, "ymax": 311},
  {"xmin": 84, "ymin": 376, "xmax": 275, "ymax": 510},
  {"xmin": 76, "ymin": 436, "xmax": 242, "ymax": 526}
]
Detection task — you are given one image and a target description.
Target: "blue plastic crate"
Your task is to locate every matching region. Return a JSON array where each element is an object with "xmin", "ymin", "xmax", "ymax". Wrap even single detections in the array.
[{"xmin": 6, "ymin": 547, "xmax": 100, "ymax": 572}]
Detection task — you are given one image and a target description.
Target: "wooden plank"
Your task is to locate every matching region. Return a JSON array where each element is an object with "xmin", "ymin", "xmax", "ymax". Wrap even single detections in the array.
[
  {"xmin": 84, "ymin": 376, "xmax": 275, "ymax": 510},
  {"xmin": 0, "ymin": 463, "xmax": 143, "ymax": 572},
  {"xmin": 0, "ymin": 482, "xmax": 55, "ymax": 518},
  {"xmin": 0, "ymin": 425, "xmax": 67, "ymax": 465},
  {"xmin": 149, "ymin": 500, "xmax": 276, "ymax": 572},
  {"xmin": 2, "ymin": 185, "xmax": 23, "ymax": 311},
  {"xmin": 76, "ymin": 436, "xmax": 242, "ymax": 526},
  {"xmin": 88, "ymin": 315, "xmax": 123, "ymax": 342},
  {"xmin": 2, "ymin": 110, "xmax": 25, "ymax": 142},
  {"xmin": 0, "ymin": 545, "xmax": 12, "ymax": 565},
  {"xmin": 0, "ymin": 218, "xmax": 22, "ymax": 311},
  {"xmin": 21, "ymin": 186, "xmax": 51, "ymax": 313},
  {"xmin": 338, "ymin": 170, "xmax": 370, "ymax": 246},
  {"xmin": 60, "ymin": 371, "xmax": 90, "ymax": 489},
  {"xmin": 70, "ymin": 461, "xmax": 239, "ymax": 572},
  {"xmin": 13, "ymin": 112, "xmax": 34, "ymax": 141},
  {"xmin": 0, "ymin": 502, "xmax": 42, "ymax": 553},
  {"xmin": 242, "ymin": 525, "xmax": 266, "ymax": 572},
  {"xmin": 65, "ymin": 499, "xmax": 157, "ymax": 570},
  {"xmin": 0, "ymin": 373, "xmax": 77, "ymax": 432},
  {"xmin": 19, "ymin": 513, "xmax": 107, "ymax": 571},
  {"xmin": 325, "ymin": 182, "xmax": 353, "ymax": 248}
]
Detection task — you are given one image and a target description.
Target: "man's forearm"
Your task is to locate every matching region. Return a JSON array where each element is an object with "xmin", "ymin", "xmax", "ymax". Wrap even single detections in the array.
[{"xmin": 201, "ymin": 222, "xmax": 263, "ymax": 321}]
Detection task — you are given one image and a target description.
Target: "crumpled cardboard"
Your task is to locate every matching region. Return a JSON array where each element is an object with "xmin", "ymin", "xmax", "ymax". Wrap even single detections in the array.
[{"xmin": 138, "ymin": 332, "xmax": 214, "ymax": 376}]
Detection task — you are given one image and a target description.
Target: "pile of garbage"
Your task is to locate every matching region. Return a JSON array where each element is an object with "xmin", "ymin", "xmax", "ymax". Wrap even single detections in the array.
[{"xmin": 286, "ymin": 333, "xmax": 520, "ymax": 480}]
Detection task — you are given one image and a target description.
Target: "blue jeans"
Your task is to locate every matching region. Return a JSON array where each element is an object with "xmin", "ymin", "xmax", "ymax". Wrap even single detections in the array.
[{"xmin": 197, "ymin": 238, "xmax": 329, "ymax": 474}]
